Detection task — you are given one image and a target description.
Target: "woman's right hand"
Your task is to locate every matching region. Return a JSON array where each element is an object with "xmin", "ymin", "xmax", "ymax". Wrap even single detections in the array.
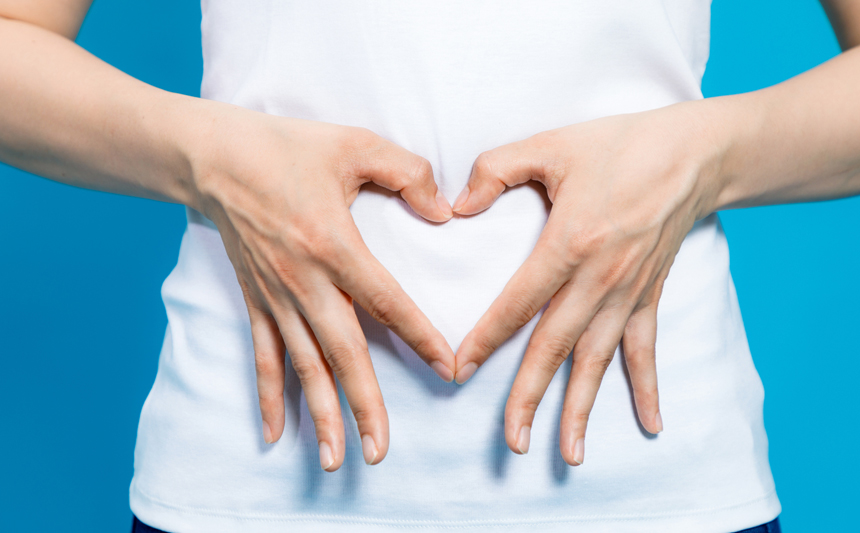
[
  {"xmin": 0, "ymin": 4, "xmax": 452, "ymax": 472},
  {"xmin": 185, "ymin": 105, "xmax": 456, "ymax": 471}
]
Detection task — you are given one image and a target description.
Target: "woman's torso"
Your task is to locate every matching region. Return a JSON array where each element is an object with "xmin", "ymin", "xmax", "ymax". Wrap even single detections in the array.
[{"xmin": 130, "ymin": 1, "xmax": 780, "ymax": 531}]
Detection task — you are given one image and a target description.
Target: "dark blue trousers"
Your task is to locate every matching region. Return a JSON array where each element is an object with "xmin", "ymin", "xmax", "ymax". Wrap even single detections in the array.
[{"xmin": 132, "ymin": 515, "xmax": 782, "ymax": 532}]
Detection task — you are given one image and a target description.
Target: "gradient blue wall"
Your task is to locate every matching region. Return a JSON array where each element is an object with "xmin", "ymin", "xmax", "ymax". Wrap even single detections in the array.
[
  {"xmin": 1, "ymin": 1, "xmax": 857, "ymax": 531},
  {"xmin": 705, "ymin": 2, "xmax": 860, "ymax": 530}
]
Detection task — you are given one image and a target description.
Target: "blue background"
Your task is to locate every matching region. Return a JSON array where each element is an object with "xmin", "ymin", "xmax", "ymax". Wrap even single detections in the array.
[{"xmin": 1, "ymin": 0, "xmax": 857, "ymax": 531}]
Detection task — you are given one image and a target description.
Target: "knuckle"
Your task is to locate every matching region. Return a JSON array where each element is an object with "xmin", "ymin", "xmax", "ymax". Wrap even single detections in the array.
[
  {"xmin": 309, "ymin": 409, "xmax": 341, "ymax": 433},
  {"xmin": 290, "ymin": 354, "xmax": 324, "ymax": 384},
  {"xmin": 629, "ymin": 274, "xmax": 654, "ymax": 300},
  {"xmin": 625, "ymin": 324, "xmax": 656, "ymax": 356},
  {"xmin": 332, "ymin": 126, "xmax": 380, "ymax": 178},
  {"xmin": 570, "ymin": 229, "xmax": 605, "ymax": 260},
  {"xmin": 626, "ymin": 343, "xmax": 655, "ymax": 363},
  {"xmin": 407, "ymin": 333, "xmax": 437, "ymax": 360},
  {"xmin": 507, "ymin": 389, "xmax": 542, "ymax": 417},
  {"xmin": 350, "ymin": 399, "xmax": 386, "ymax": 428},
  {"xmin": 310, "ymin": 238, "xmax": 344, "ymax": 269},
  {"xmin": 541, "ymin": 233, "xmax": 588, "ymax": 274},
  {"xmin": 264, "ymin": 261, "xmax": 308, "ymax": 303},
  {"xmin": 365, "ymin": 288, "xmax": 403, "ymax": 328},
  {"xmin": 407, "ymin": 157, "xmax": 434, "ymax": 185},
  {"xmin": 323, "ymin": 340, "xmax": 365, "ymax": 377},
  {"xmin": 568, "ymin": 409, "xmax": 591, "ymax": 428},
  {"xmin": 243, "ymin": 291, "xmax": 267, "ymax": 315},
  {"xmin": 651, "ymin": 272, "xmax": 669, "ymax": 297},
  {"xmin": 258, "ymin": 389, "xmax": 282, "ymax": 409},
  {"xmin": 255, "ymin": 352, "xmax": 282, "ymax": 377},
  {"xmin": 530, "ymin": 335, "xmax": 574, "ymax": 374},
  {"xmin": 596, "ymin": 266, "xmax": 624, "ymax": 290},
  {"xmin": 578, "ymin": 353, "xmax": 614, "ymax": 381},
  {"xmin": 282, "ymin": 224, "xmax": 349, "ymax": 274},
  {"xmin": 268, "ymin": 257, "xmax": 302, "ymax": 290},
  {"xmin": 635, "ymin": 386, "xmax": 658, "ymax": 407},
  {"xmin": 300, "ymin": 225, "xmax": 338, "ymax": 261},
  {"xmin": 599, "ymin": 252, "xmax": 640, "ymax": 289},
  {"xmin": 470, "ymin": 330, "xmax": 501, "ymax": 359},
  {"xmin": 473, "ymin": 151, "xmax": 497, "ymax": 179},
  {"xmin": 238, "ymin": 279, "xmax": 255, "ymax": 302},
  {"xmin": 502, "ymin": 293, "xmax": 542, "ymax": 330},
  {"xmin": 277, "ymin": 223, "xmax": 319, "ymax": 262}
]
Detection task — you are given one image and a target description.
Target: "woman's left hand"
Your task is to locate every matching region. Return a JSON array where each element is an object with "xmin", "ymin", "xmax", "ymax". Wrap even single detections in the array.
[{"xmin": 451, "ymin": 102, "xmax": 726, "ymax": 466}]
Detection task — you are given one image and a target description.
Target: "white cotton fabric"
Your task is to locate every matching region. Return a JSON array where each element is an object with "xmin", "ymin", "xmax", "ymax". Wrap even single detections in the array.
[{"xmin": 129, "ymin": 1, "xmax": 781, "ymax": 531}]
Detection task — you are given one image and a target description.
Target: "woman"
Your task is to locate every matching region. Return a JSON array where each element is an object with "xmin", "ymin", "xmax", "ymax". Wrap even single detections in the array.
[{"xmin": 1, "ymin": 1, "xmax": 858, "ymax": 532}]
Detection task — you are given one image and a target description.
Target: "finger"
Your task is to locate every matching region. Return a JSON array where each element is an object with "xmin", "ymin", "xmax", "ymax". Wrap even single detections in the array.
[
  {"xmin": 273, "ymin": 302, "xmax": 346, "ymax": 472},
  {"xmin": 453, "ymin": 135, "xmax": 555, "ymax": 215},
  {"xmin": 622, "ymin": 300, "xmax": 662, "ymax": 435},
  {"xmin": 455, "ymin": 224, "xmax": 571, "ymax": 384},
  {"xmin": 353, "ymin": 134, "xmax": 452, "ymax": 222},
  {"xmin": 299, "ymin": 283, "xmax": 390, "ymax": 465},
  {"xmin": 559, "ymin": 307, "xmax": 631, "ymax": 466},
  {"xmin": 503, "ymin": 283, "xmax": 598, "ymax": 455},
  {"xmin": 329, "ymin": 229, "xmax": 456, "ymax": 383},
  {"xmin": 240, "ymin": 283, "xmax": 287, "ymax": 446}
]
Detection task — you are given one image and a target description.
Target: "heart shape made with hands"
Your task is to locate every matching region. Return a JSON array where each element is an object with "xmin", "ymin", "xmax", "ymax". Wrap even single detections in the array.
[
  {"xmin": 354, "ymin": 115, "xmax": 696, "ymax": 464},
  {"xmin": 248, "ymin": 112, "xmax": 690, "ymax": 470}
]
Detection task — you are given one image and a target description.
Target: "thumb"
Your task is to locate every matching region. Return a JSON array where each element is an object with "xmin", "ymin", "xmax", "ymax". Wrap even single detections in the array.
[
  {"xmin": 453, "ymin": 137, "xmax": 551, "ymax": 216},
  {"xmin": 354, "ymin": 135, "xmax": 452, "ymax": 223}
]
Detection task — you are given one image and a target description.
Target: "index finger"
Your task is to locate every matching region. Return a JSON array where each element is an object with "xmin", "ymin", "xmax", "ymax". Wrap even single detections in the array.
[
  {"xmin": 454, "ymin": 225, "xmax": 573, "ymax": 384},
  {"xmin": 328, "ymin": 224, "xmax": 456, "ymax": 382}
]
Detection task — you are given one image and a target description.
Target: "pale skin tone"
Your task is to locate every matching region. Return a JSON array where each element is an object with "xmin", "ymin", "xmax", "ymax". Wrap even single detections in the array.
[
  {"xmin": 2, "ymin": 0, "xmax": 859, "ymax": 472},
  {"xmin": 452, "ymin": 4, "xmax": 860, "ymax": 463}
]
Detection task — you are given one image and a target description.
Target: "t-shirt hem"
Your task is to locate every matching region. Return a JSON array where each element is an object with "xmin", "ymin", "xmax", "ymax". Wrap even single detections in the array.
[{"xmin": 130, "ymin": 481, "xmax": 781, "ymax": 533}]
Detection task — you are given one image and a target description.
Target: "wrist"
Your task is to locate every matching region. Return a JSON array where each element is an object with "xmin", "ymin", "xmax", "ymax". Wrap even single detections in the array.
[
  {"xmin": 688, "ymin": 93, "xmax": 769, "ymax": 214},
  {"xmin": 119, "ymin": 89, "xmax": 203, "ymax": 209},
  {"xmin": 151, "ymin": 93, "xmax": 231, "ymax": 212}
]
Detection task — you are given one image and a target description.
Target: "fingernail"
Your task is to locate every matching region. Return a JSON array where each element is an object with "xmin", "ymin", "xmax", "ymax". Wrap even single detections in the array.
[
  {"xmin": 319, "ymin": 441, "xmax": 335, "ymax": 471},
  {"xmin": 431, "ymin": 361, "xmax": 454, "ymax": 383},
  {"xmin": 455, "ymin": 362, "xmax": 478, "ymax": 384},
  {"xmin": 263, "ymin": 421, "xmax": 273, "ymax": 444},
  {"xmin": 572, "ymin": 438, "xmax": 585, "ymax": 466},
  {"xmin": 435, "ymin": 190, "xmax": 453, "ymax": 220},
  {"xmin": 516, "ymin": 426, "xmax": 531, "ymax": 454},
  {"xmin": 452, "ymin": 185, "xmax": 470, "ymax": 213},
  {"xmin": 654, "ymin": 411, "xmax": 663, "ymax": 434},
  {"xmin": 361, "ymin": 434, "xmax": 378, "ymax": 465}
]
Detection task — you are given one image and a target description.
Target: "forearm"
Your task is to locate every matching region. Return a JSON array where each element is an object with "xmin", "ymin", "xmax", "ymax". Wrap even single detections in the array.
[
  {"xmin": 0, "ymin": 15, "xmax": 202, "ymax": 207},
  {"xmin": 705, "ymin": 45, "xmax": 860, "ymax": 212}
]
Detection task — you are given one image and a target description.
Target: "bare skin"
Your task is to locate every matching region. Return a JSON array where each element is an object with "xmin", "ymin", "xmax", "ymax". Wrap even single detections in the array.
[
  {"xmin": 2, "ymin": 0, "xmax": 859, "ymax": 471},
  {"xmin": 452, "ymin": 3, "xmax": 860, "ymax": 465},
  {"xmin": 0, "ymin": 2, "xmax": 457, "ymax": 471}
]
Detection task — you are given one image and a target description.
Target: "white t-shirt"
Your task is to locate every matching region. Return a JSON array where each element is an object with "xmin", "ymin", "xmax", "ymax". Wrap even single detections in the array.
[{"xmin": 129, "ymin": 1, "xmax": 781, "ymax": 531}]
